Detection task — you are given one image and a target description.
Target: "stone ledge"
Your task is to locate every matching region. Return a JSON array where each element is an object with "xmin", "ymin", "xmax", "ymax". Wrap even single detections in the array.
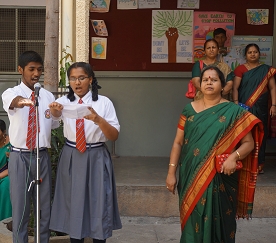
[{"xmin": 116, "ymin": 185, "xmax": 276, "ymax": 218}]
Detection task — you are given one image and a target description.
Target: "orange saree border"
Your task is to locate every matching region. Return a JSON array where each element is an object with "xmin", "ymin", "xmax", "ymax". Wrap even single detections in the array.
[
  {"xmin": 180, "ymin": 112, "xmax": 264, "ymax": 230},
  {"xmin": 178, "ymin": 114, "xmax": 186, "ymax": 130},
  {"xmin": 246, "ymin": 67, "xmax": 276, "ymax": 107}
]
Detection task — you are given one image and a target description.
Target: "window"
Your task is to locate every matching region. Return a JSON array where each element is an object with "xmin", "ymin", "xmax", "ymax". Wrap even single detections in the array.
[{"xmin": 0, "ymin": 7, "xmax": 46, "ymax": 73}]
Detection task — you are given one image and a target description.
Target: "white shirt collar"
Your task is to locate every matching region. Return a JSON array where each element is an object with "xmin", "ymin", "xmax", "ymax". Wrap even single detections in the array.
[
  {"xmin": 19, "ymin": 82, "xmax": 34, "ymax": 98},
  {"xmin": 74, "ymin": 91, "xmax": 92, "ymax": 104}
]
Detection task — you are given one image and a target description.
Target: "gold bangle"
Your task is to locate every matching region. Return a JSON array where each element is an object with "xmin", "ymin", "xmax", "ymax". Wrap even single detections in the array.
[
  {"xmin": 236, "ymin": 150, "xmax": 241, "ymax": 160},
  {"xmin": 169, "ymin": 163, "xmax": 177, "ymax": 167}
]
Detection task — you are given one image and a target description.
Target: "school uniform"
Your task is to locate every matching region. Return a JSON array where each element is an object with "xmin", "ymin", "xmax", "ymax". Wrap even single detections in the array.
[
  {"xmin": 49, "ymin": 92, "xmax": 122, "ymax": 240},
  {"xmin": 2, "ymin": 82, "xmax": 59, "ymax": 243}
]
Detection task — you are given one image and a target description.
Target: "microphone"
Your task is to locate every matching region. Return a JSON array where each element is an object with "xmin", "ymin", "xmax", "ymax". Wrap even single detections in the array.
[{"xmin": 34, "ymin": 83, "xmax": 41, "ymax": 98}]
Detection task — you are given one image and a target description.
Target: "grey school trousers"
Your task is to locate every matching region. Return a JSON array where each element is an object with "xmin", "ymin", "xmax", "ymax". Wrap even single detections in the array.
[{"xmin": 8, "ymin": 149, "xmax": 51, "ymax": 243}]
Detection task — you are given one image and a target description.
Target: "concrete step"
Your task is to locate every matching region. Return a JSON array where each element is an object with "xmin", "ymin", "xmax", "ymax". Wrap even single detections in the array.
[{"xmin": 113, "ymin": 156, "xmax": 276, "ymax": 218}]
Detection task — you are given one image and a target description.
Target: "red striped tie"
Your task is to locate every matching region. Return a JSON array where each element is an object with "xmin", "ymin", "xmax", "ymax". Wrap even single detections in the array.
[
  {"xmin": 76, "ymin": 99, "xmax": 86, "ymax": 153},
  {"xmin": 26, "ymin": 92, "xmax": 36, "ymax": 149}
]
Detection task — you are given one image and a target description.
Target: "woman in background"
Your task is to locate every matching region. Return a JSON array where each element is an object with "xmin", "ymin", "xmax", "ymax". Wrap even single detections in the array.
[
  {"xmin": 0, "ymin": 119, "xmax": 12, "ymax": 221},
  {"xmin": 233, "ymin": 43, "xmax": 276, "ymax": 173},
  {"xmin": 192, "ymin": 39, "xmax": 234, "ymax": 100}
]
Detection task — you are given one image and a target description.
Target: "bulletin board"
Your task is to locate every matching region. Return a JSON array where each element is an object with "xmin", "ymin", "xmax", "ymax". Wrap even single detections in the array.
[{"xmin": 89, "ymin": 0, "xmax": 274, "ymax": 71}]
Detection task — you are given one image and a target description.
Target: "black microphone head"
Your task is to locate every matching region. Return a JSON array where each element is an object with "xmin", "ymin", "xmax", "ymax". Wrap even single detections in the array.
[{"xmin": 34, "ymin": 83, "xmax": 41, "ymax": 89}]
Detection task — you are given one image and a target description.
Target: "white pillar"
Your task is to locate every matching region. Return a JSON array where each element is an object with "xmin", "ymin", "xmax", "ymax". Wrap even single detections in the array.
[
  {"xmin": 61, "ymin": 0, "xmax": 74, "ymax": 60},
  {"xmin": 75, "ymin": 0, "xmax": 90, "ymax": 62}
]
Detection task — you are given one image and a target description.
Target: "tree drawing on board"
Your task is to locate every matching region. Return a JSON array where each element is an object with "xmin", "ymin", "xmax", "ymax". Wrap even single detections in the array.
[{"xmin": 153, "ymin": 11, "xmax": 192, "ymax": 63}]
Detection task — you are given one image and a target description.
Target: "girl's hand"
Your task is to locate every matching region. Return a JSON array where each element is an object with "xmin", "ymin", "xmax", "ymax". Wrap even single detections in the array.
[
  {"xmin": 84, "ymin": 107, "xmax": 102, "ymax": 124},
  {"xmin": 49, "ymin": 102, "xmax": 63, "ymax": 111}
]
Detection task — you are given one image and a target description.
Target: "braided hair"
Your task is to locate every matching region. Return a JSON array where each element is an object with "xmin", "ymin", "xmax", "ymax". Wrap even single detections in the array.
[{"xmin": 67, "ymin": 62, "xmax": 101, "ymax": 102}]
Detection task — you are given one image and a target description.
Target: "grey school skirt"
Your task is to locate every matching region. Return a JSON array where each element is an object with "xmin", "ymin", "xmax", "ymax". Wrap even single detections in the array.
[{"xmin": 49, "ymin": 143, "xmax": 122, "ymax": 240}]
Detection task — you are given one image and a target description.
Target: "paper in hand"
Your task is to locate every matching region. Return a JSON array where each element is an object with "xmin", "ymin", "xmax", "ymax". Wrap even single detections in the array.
[{"xmin": 62, "ymin": 104, "xmax": 91, "ymax": 119}]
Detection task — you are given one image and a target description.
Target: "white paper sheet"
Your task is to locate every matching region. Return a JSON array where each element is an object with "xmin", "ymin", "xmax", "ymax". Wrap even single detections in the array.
[{"xmin": 62, "ymin": 104, "xmax": 91, "ymax": 119}]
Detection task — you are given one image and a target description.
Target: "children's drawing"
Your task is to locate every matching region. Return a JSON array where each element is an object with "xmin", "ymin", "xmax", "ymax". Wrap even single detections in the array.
[
  {"xmin": 90, "ymin": 0, "xmax": 110, "ymax": 13},
  {"xmin": 152, "ymin": 10, "xmax": 193, "ymax": 63},
  {"xmin": 117, "ymin": 0, "xmax": 137, "ymax": 10},
  {"xmin": 193, "ymin": 12, "xmax": 235, "ymax": 62},
  {"xmin": 92, "ymin": 37, "xmax": 107, "ymax": 59},
  {"xmin": 177, "ymin": 0, "xmax": 199, "ymax": 9},
  {"xmin": 91, "ymin": 20, "xmax": 108, "ymax": 36},
  {"xmin": 246, "ymin": 9, "xmax": 269, "ymax": 25},
  {"xmin": 138, "ymin": 0, "xmax": 160, "ymax": 9}
]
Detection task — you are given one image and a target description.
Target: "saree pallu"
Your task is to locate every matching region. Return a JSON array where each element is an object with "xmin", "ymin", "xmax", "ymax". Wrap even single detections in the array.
[
  {"xmin": 177, "ymin": 102, "xmax": 263, "ymax": 243},
  {"xmin": 238, "ymin": 65, "xmax": 276, "ymax": 168}
]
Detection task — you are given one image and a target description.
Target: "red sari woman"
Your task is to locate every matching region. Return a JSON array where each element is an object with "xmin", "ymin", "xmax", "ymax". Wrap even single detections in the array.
[{"xmin": 233, "ymin": 43, "xmax": 276, "ymax": 173}]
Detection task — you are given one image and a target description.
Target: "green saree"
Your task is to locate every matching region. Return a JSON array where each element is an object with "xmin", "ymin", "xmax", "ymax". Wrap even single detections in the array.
[
  {"xmin": 237, "ymin": 64, "xmax": 276, "ymax": 168},
  {"xmin": 0, "ymin": 142, "xmax": 12, "ymax": 221},
  {"xmin": 177, "ymin": 102, "xmax": 263, "ymax": 243}
]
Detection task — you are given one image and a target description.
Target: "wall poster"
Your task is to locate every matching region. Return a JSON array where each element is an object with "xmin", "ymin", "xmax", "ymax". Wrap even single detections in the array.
[
  {"xmin": 193, "ymin": 11, "xmax": 235, "ymax": 62},
  {"xmin": 91, "ymin": 37, "xmax": 107, "ymax": 59},
  {"xmin": 152, "ymin": 10, "xmax": 194, "ymax": 63}
]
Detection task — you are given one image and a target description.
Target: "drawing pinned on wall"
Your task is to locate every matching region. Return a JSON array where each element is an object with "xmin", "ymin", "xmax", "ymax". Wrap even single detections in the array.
[
  {"xmin": 91, "ymin": 20, "xmax": 108, "ymax": 36},
  {"xmin": 90, "ymin": 0, "xmax": 110, "ymax": 13},
  {"xmin": 117, "ymin": 0, "xmax": 138, "ymax": 9},
  {"xmin": 138, "ymin": 0, "xmax": 160, "ymax": 9},
  {"xmin": 152, "ymin": 10, "xmax": 194, "ymax": 63},
  {"xmin": 246, "ymin": 9, "xmax": 269, "ymax": 25},
  {"xmin": 92, "ymin": 37, "xmax": 107, "ymax": 59},
  {"xmin": 177, "ymin": 0, "xmax": 199, "ymax": 9},
  {"xmin": 193, "ymin": 12, "xmax": 235, "ymax": 62}
]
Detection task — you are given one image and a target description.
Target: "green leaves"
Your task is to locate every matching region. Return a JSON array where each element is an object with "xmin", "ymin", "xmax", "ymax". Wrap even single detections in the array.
[
  {"xmin": 59, "ymin": 46, "xmax": 73, "ymax": 87},
  {"xmin": 152, "ymin": 10, "xmax": 193, "ymax": 38}
]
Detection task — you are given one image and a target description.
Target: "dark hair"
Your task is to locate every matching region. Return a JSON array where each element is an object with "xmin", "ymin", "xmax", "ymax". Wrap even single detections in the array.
[
  {"xmin": 200, "ymin": 66, "xmax": 226, "ymax": 88},
  {"xmin": 0, "ymin": 120, "xmax": 6, "ymax": 133},
  {"xmin": 203, "ymin": 39, "xmax": 219, "ymax": 50},
  {"xmin": 67, "ymin": 62, "xmax": 101, "ymax": 102},
  {"xmin": 244, "ymin": 43, "xmax": 260, "ymax": 56},
  {"xmin": 18, "ymin": 51, "xmax": 43, "ymax": 69},
  {"xmin": 213, "ymin": 28, "xmax": 226, "ymax": 37}
]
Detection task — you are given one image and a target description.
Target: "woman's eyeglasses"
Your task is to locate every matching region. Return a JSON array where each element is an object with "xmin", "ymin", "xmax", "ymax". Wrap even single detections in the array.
[{"xmin": 69, "ymin": 76, "xmax": 89, "ymax": 82}]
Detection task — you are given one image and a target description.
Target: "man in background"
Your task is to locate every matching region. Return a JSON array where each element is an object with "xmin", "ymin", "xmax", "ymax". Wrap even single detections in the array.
[{"xmin": 213, "ymin": 28, "xmax": 228, "ymax": 61}]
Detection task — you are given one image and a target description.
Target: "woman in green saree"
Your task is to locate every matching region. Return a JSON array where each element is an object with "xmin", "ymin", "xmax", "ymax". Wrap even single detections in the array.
[
  {"xmin": 166, "ymin": 66, "xmax": 264, "ymax": 243},
  {"xmin": 233, "ymin": 43, "xmax": 276, "ymax": 173},
  {"xmin": 192, "ymin": 39, "xmax": 234, "ymax": 100},
  {"xmin": 0, "ymin": 119, "xmax": 12, "ymax": 221}
]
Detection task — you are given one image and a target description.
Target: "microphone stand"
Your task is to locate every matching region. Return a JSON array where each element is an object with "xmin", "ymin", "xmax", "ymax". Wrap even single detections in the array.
[{"xmin": 35, "ymin": 95, "xmax": 41, "ymax": 243}]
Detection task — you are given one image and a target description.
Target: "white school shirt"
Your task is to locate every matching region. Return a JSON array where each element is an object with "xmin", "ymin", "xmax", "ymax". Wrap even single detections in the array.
[
  {"xmin": 55, "ymin": 92, "xmax": 120, "ymax": 143},
  {"xmin": 2, "ymin": 82, "xmax": 59, "ymax": 149}
]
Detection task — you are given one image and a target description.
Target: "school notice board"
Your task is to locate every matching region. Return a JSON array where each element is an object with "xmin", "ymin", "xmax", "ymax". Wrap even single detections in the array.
[
  {"xmin": 89, "ymin": 0, "xmax": 274, "ymax": 71},
  {"xmin": 224, "ymin": 35, "xmax": 273, "ymax": 71}
]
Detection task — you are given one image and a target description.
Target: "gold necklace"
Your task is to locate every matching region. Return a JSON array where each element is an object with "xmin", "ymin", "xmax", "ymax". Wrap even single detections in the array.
[
  {"xmin": 203, "ymin": 99, "xmax": 221, "ymax": 110},
  {"xmin": 246, "ymin": 62, "xmax": 260, "ymax": 70}
]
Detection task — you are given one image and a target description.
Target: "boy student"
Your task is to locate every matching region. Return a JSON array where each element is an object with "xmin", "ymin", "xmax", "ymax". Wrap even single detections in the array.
[
  {"xmin": 213, "ymin": 28, "xmax": 228, "ymax": 61},
  {"xmin": 2, "ymin": 51, "xmax": 59, "ymax": 243}
]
